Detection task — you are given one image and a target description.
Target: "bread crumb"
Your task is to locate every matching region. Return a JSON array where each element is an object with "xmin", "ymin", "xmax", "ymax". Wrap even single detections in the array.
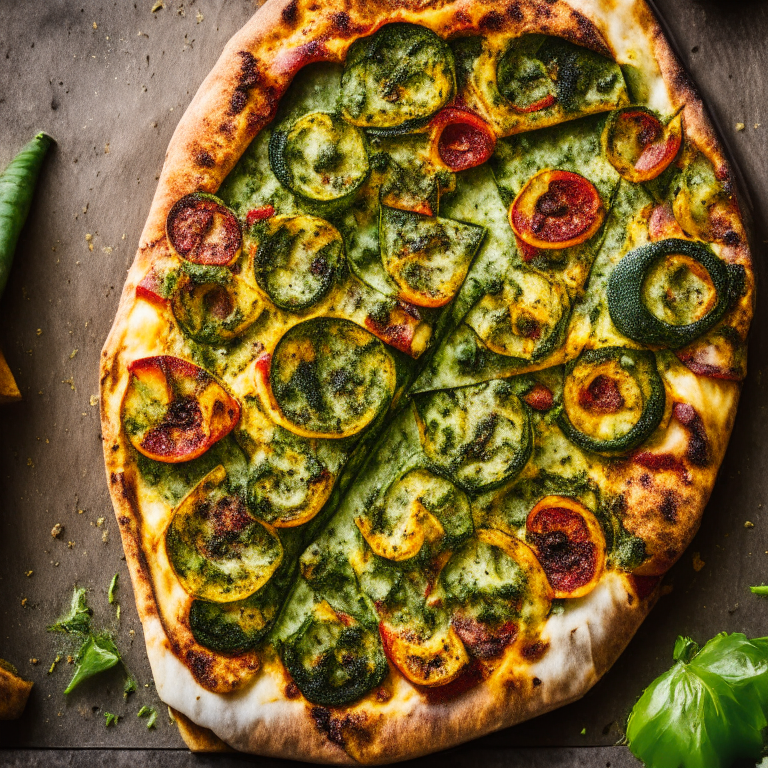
[
  {"xmin": 745, "ymin": 521, "xmax": 755, "ymax": 528},
  {"xmin": 67, "ymin": 541, "xmax": 75, "ymax": 549},
  {"xmin": 25, "ymin": 570, "xmax": 33, "ymax": 577},
  {"xmin": 51, "ymin": 523, "xmax": 63, "ymax": 538},
  {"xmin": 151, "ymin": 0, "xmax": 164, "ymax": 11},
  {"xmin": 90, "ymin": 395, "xmax": 98, "ymax": 406},
  {"xmin": 735, "ymin": 122, "xmax": 745, "ymax": 131},
  {"xmin": 196, "ymin": 11, "xmax": 203, "ymax": 22},
  {"xmin": 96, "ymin": 517, "xmax": 105, "ymax": 527},
  {"xmin": 30, "ymin": 659, "xmax": 39, "ymax": 665},
  {"xmin": 21, "ymin": 598, "xmax": 28, "ymax": 607},
  {"xmin": 70, "ymin": 349, "xmax": 78, "ymax": 359},
  {"xmin": 692, "ymin": 552, "xmax": 705, "ymax": 571},
  {"xmin": 36, "ymin": 329, "xmax": 42, "ymax": 336}
]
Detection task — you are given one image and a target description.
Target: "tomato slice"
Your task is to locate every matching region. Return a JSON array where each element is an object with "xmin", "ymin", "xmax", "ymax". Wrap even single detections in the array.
[
  {"xmin": 122, "ymin": 356, "xmax": 240, "ymax": 463},
  {"xmin": 522, "ymin": 382, "xmax": 554, "ymax": 411},
  {"xmin": 509, "ymin": 170, "xmax": 604, "ymax": 250},
  {"xmin": 430, "ymin": 108, "xmax": 496, "ymax": 172},
  {"xmin": 136, "ymin": 266, "xmax": 170, "ymax": 306},
  {"xmin": 602, "ymin": 108, "xmax": 682, "ymax": 184},
  {"xmin": 166, "ymin": 193, "xmax": 242, "ymax": 266},
  {"xmin": 526, "ymin": 496, "xmax": 606, "ymax": 599},
  {"xmin": 245, "ymin": 205, "xmax": 275, "ymax": 226},
  {"xmin": 364, "ymin": 301, "xmax": 432, "ymax": 359}
]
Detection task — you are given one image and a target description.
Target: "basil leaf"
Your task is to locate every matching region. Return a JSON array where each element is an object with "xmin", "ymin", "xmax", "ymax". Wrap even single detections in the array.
[
  {"xmin": 627, "ymin": 632, "xmax": 768, "ymax": 768},
  {"xmin": 64, "ymin": 634, "xmax": 121, "ymax": 694}
]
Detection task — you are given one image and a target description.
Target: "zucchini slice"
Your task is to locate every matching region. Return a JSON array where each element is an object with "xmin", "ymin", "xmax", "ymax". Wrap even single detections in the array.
[
  {"xmin": 414, "ymin": 380, "xmax": 532, "ymax": 493},
  {"xmin": 607, "ymin": 238, "xmax": 731, "ymax": 348},
  {"xmin": 379, "ymin": 206, "xmax": 485, "ymax": 308},
  {"xmin": 282, "ymin": 601, "xmax": 388, "ymax": 706},
  {"xmin": 496, "ymin": 35, "xmax": 557, "ymax": 114},
  {"xmin": 557, "ymin": 347, "xmax": 665, "ymax": 454},
  {"xmin": 672, "ymin": 153, "xmax": 731, "ymax": 240},
  {"xmin": 268, "ymin": 112, "xmax": 369, "ymax": 203},
  {"xmin": 122, "ymin": 356, "xmax": 240, "ymax": 463},
  {"xmin": 525, "ymin": 496, "xmax": 606, "ymax": 599},
  {"xmin": 189, "ymin": 583, "xmax": 281, "ymax": 654},
  {"xmin": 167, "ymin": 193, "xmax": 242, "ymax": 266},
  {"xmin": 165, "ymin": 466, "xmax": 283, "ymax": 603},
  {"xmin": 602, "ymin": 107, "xmax": 682, "ymax": 184},
  {"xmin": 171, "ymin": 265, "xmax": 262, "ymax": 345},
  {"xmin": 355, "ymin": 468, "xmax": 473, "ymax": 562},
  {"xmin": 464, "ymin": 271, "xmax": 570, "ymax": 361},
  {"xmin": 269, "ymin": 317, "xmax": 396, "ymax": 438},
  {"xmin": 341, "ymin": 23, "xmax": 455, "ymax": 131},
  {"xmin": 253, "ymin": 215, "xmax": 345, "ymax": 311},
  {"xmin": 247, "ymin": 427, "xmax": 334, "ymax": 528},
  {"xmin": 441, "ymin": 529, "xmax": 552, "ymax": 638},
  {"xmin": 379, "ymin": 621, "xmax": 469, "ymax": 687}
]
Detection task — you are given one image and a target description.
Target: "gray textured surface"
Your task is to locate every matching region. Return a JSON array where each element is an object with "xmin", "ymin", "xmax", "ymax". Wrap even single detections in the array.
[{"xmin": 0, "ymin": 0, "xmax": 766, "ymax": 764}]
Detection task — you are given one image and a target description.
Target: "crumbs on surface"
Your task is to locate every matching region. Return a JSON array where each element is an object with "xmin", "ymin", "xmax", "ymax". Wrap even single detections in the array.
[{"xmin": 692, "ymin": 552, "xmax": 706, "ymax": 572}]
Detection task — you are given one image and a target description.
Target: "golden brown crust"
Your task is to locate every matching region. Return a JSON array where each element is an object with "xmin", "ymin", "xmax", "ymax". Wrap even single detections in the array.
[
  {"xmin": 100, "ymin": 0, "xmax": 753, "ymax": 762},
  {"xmin": 170, "ymin": 708, "xmax": 233, "ymax": 752}
]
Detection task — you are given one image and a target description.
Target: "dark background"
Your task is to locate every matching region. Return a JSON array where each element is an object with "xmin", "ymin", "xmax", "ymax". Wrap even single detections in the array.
[{"xmin": 1, "ymin": 1, "xmax": 766, "ymax": 765}]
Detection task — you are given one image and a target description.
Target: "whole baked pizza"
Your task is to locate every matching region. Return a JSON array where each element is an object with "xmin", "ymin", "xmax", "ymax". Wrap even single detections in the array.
[{"xmin": 100, "ymin": 0, "xmax": 754, "ymax": 761}]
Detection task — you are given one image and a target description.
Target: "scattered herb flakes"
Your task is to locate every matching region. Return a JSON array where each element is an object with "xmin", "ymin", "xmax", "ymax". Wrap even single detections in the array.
[
  {"xmin": 751, "ymin": 586, "xmax": 768, "ymax": 596},
  {"xmin": 69, "ymin": 349, "xmax": 78, "ymax": 359},
  {"xmin": 579, "ymin": 727, "xmax": 586, "ymax": 736},
  {"xmin": 124, "ymin": 676, "xmax": 137, "ymax": 698},
  {"xmin": 48, "ymin": 586, "xmax": 92, "ymax": 635},
  {"xmin": 64, "ymin": 633, "xmax": 121, "ymax": 694},
  {"xmin": 138, "ymin": 705, "xmax": 158, "ymax": 729},
  {"xmin": 108, "ymin": 573, "xmax": 119, "ymax": 604},
  {"xmin": 48, "ymin": 655, "xmax": 61, "ymax": 674},
  {"xmin": 692, "ymin": 552, "xmax": 706, "ymax": 572},
  {"xmin": 104, "ymin": 712, "xmax": 119, "ymax": 728},
  {"xmin": 116, "ymin": 604, "xmax": 121, "ymax": 621}
]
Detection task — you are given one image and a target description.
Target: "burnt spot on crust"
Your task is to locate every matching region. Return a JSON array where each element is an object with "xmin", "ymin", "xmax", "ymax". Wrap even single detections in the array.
[
  {"xmin": 532, "ymin": 676, "xmax": 542, "ymax": 687},
  {"xmin": 284, "ymin": 682, "xmax": 300, "ymax": 699},
  {"xmin": 673, "ymin": 402, "xmax": 710, "ymax": 467},
  {"xmin": 118, "ymin": 515, "xmax": 130, "ymax": 527},
  {"xmin": 186, "ymin": 649, "xmax": 217, "ymax": 689},
  {"xmin": 659, "ymin": 490, "xmax": 679, "ymax": 523},
  {"xmin": 282, "ymin": 0, "xmax": 299, "ymax": 25},
  {"xmin": 218, "ymin": 121, "xmax": 234, "ymax": 137},
  {"xmin": 374, "ymin": 687, "xmax": 392, "ymax": 703},
  {"xmin": 230, "ymin": 88, "xmax": 249, "ymax": 116},
  {"xmin": 479, "ymin": 11, "xmax": 505, "ymax": 32},
  {"xmin": 331, "ymin": 11, "xmax": 350, "ymax": 32},
  {"xmin": 507, "ymin": 2, "xmax": 524, "ymax": 22},
  {"xmin": 194, "ymin": 150, "xmax": 215, "ymax": 169},
  {"xmin": 237, "ymin": 51, "xmax": 260, "ymax": 89},
  {"xmin": 521, "ymin": 640, "xmax": 549, "ymax": 662},
  {"xmin": 310, "ymin": 707, "xmax": 370, "ymax": 749}
]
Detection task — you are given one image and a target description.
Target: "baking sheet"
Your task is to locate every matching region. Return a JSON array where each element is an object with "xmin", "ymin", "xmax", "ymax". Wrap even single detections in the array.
[{"xmin": 1, "ymin": 0, "xmax": 767, "ymax": 762}]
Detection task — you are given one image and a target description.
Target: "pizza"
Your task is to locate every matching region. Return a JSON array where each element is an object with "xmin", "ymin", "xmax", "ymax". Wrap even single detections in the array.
[{"xmin": 99, "ymin": 0, "xmax": 754, "ymax": 761}]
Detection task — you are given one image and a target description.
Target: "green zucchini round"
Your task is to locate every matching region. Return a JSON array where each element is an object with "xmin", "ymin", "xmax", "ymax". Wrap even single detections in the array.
[
  {"xmin": 341, "ymin": 23, "xmax": 455, "ymax": 131},
  {"xmin": 464, "ymin": 272, "xmax": 570, "ymax": 361},
  {"xmin": 253, "ymin": 215, "xmax": 345, "ymax": 311},
  {"xmin": 281, "ymin": 609, "xmax": 388, "ymax": 706},
  {"xmin": 165, "ymin": 466, "xmax": 283, "ymax": 603},
  {"xmin": 270, "ymin": 317, "xmax": 396, "ymax": 437},
  {"xmin": 247, "ymin": 427, "xmax": 333, "ymax": 527},
  {"xmin": 189, "ymin": 583, "xmax": 280, "ymax": 654},
  {"xmin": 607, "ymin": 238, "xmax": 731, "ymax": 348},
  {"xmin": 557, "ymin": 347, "xmax": 665, "ymax": 454},
  {"xmin": 171, "ymin": 265, "xmax": 262, "ymax": 345},
  {"xmin": 497, "ymin": 37, "xmax": 557, "ymax": 113},
  {"xmin": 414, "ymin": 380, "xmax": 532, "ymax": 493},
  {"xmin": 269, "ymin": 112, "xmax": 369, "ymax": 203},
  {"xmin": 355, "ymin": 468, "xmax": 474, "ymax": 562}
]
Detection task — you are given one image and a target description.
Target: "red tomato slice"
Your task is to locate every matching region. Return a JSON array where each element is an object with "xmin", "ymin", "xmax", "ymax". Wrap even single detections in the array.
[
  {"xmin": 509, "ymin": 170, "xmax": 604, "ymax": 250},
  {"xmin": 526, "ymin": 496, "xmax": 606, "ymax": 599},
  {"xmin": 167, "ymin": 193, "xmax": 242, "ymax": 266},
  {"xmin": 122, "ymin": 356, "xmax": 240, "ymax": 463},
  {"xmin": 430, "ymin": 108, "xmax": 496, "ymax": 172}
]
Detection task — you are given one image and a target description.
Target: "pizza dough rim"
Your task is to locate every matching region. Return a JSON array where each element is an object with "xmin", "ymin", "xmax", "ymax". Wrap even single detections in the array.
[{"xmin": 99, "ymin": 0, "xmax": 753, "ymax": 762}]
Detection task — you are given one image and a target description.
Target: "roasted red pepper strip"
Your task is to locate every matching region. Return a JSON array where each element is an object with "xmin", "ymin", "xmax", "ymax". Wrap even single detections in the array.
[
  {"xmin": 122, "ymin": 356, "xmax": 240, "ymax": 463},
  {"xmin": 510, "ymin": 170, "xmax": 604, "ymax": 250},
  {"xmin": 430, "ymin": 108, "xmax": 496, "ymax": 172},
  {"xmin": 245, "ymin": 205, "xmax": 275, "ymax": 226}
]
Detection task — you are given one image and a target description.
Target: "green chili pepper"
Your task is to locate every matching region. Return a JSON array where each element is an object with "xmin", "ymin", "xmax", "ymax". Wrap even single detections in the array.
[{"xmin": 0, "ymin": 132, "xmax": 54, "ymax": 301}]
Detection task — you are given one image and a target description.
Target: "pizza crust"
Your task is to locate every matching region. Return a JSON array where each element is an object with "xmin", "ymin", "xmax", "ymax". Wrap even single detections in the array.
[{"xmin": 100, "ymin": 0, "xmax": 752, "ymax": 761}]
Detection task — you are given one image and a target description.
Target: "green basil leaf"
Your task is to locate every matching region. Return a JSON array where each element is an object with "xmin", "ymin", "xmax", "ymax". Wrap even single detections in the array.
[{"xmin": 64, "ymin": 634, "xmax": 121, "ymax": 694}]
